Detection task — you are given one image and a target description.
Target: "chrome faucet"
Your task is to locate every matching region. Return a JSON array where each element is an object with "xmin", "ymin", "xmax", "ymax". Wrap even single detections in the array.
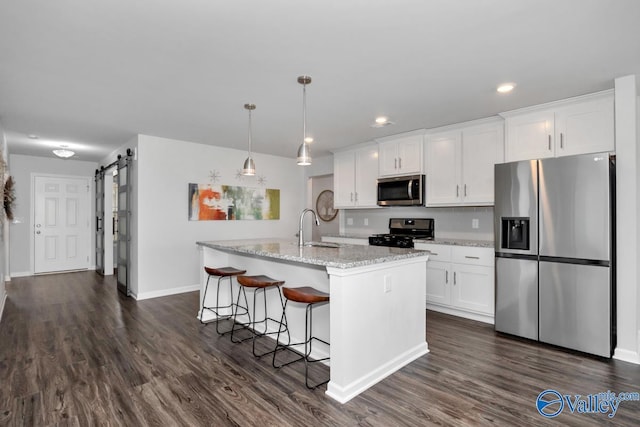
[{"xmin": 298, "ymin": 208, "xmax": 319, "ymax": 247}]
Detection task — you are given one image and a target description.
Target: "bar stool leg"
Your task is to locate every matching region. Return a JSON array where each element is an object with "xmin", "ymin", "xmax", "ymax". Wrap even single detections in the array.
[
  {"xmin": 273, "ymin": 301, "xmax": 329, "ymax": 389},
  {"xmin": 230, "ymin": 285, "xmax": 252, "ymax": 343},
  {"xmin": 200, "ymin": 274, "xmax": 234, "ymax": 327},
  {"xmin": 251, "ymin": 287, "xmax": 289, "ymax": 358},
  {"xmin": 214, "ymin": 275, "xmax": 235, "ymax": 335}
]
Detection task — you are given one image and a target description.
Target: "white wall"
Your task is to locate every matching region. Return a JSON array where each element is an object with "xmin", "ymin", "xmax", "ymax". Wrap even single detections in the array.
[
  {"xmin": 613, "ymin": 75, "xmax": 640, "ymax": 364},
  {"xmin": 8, "ymin": 154, "xmax": 98, "ymax": 276},
  {"xmin": 120, "ymin": 135, "xmax": 305, "ymax": 300}
]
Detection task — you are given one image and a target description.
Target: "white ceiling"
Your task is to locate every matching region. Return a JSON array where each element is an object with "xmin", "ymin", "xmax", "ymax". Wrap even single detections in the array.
[{"xmin": 1, "ymin": 0, "xmax": 640, "ymax": 163}]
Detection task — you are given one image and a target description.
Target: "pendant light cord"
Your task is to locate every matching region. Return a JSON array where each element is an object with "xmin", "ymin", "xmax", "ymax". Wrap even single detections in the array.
[
  {"xmin": 248, "ymin": 107, "xmax": 253, "ymax": 156},
  {"xmin": 302, "ymin": 82, "xmax": 307, "ymax": 143}
]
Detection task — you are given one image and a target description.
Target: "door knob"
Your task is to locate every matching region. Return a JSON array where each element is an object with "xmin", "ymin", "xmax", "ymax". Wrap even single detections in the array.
[{"xmin": 36, "ymin": 231, "xmax": 41, "ymax": 234}]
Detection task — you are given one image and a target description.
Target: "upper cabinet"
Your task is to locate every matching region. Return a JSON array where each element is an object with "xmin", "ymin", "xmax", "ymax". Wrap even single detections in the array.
[
  {"xmin": 376, "ymin": 132, "xmax": 424, "ymax": 177},
  {"xmin": 502, "ymin": 91, "xmax": 614, "ymax": 162},
  {"xmin": 425, "ymin": 120, "xmax": 504, "ymax": 207},
  {"xmin": 333, "ymin": 144, "xmax": 379, "ymax": 209}
]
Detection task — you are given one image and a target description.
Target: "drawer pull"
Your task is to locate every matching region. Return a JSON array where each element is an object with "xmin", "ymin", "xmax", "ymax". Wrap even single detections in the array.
[
  {"xmin": 430, "ymin": 252, "xmax": 439, "ymax": 256},
  {"xmin": 465, "ymin": 256, "xmax": 480, "ymax": 259}
]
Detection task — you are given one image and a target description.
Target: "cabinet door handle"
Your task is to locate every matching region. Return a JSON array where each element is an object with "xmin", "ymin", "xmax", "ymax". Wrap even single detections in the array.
[
  {"xmin": 456, "ymin": 185, "xmax": 460, "ymax": 197},
  {"xmin": 350, "ymin": 192, "xmax": 353, "ymax": 202},
  {"xmin": 430, "ymin": 252, "xmax": 439, "ymax": 256},
  {"xmin": 548, "ymin": 135, "xmax": 552, "ymax": 151},
  {"xmin": 453, "ymin": 272, "xmax": 457, "ymax": 285},
  {"xmin": 355, "ymin": 192, "xmax": 358, "ymax": 202},
  {"xmin": 465, "ymin": 255, "xmax": 480, "ymax": 259},
  {"xmin": 560, "ymin": 132, "xmax": 564, "ymax": 149},
  {"xmin": 398, "ymin": 157, "xmax": 402, "ymax": 169},
  {"xmin": 445, "ymin": 270, "xmax": 448, "ymax": 284},
  {"xmin": 464, "ymin": 184, "xmax": 467, "ymax": 197},
  {"xmin": 394, "ymin": 158, "xmax": 398, "ymax": 169}
]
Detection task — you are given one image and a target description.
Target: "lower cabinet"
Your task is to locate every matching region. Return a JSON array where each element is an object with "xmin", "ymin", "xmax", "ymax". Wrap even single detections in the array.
[{"xmin": 414, "ymin": 243, "xmax": 495, "ymax": 324}]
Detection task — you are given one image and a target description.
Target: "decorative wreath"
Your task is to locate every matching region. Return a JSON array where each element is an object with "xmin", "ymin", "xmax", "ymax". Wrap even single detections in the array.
[{"xmin": 4, "ymin": 176, "xmax": 15, "ymax": 221}]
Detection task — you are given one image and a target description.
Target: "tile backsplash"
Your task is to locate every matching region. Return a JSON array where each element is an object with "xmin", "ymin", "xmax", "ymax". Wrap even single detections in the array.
[{"xmin": 341, "ymin": 206, "xmax": 494, "ymax": 241}]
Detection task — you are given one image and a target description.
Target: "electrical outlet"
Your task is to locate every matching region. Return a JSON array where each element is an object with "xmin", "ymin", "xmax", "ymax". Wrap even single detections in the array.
[
  {"xmin": 472, "ymin": 218, "xmax": 479, "ymax": 229},
  {"xmin": 364, "ymin": 218, "xmax": 369, "ymax": 226},
  {"xmin": 383, "ymin": 275, "xmax": 392, "ymax": 293},
  {"xmin": 347, "ymin": 217, "xmax": 353, "ymax": 225}
]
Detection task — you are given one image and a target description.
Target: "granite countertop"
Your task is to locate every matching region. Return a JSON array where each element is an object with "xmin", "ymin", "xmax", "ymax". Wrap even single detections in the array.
[
  {"xmin": 413, "ymin": 238, "xmax": 494, "ymax": 248},
  {"xmin": 196, "ymin": 238, "xmax": 429, "ymax": 269}
]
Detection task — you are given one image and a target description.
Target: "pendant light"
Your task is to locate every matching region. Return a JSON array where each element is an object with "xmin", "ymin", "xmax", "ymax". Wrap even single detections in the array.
[
  {"xmin": 296, "ymin": 75, "xmax": 312, "ymax": 166},
  {"xmin": 242, "ymin": 103, "xmax": 256, "ymax": 176}
]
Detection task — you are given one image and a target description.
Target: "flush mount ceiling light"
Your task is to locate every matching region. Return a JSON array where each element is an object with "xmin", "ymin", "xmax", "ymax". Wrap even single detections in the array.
[
  {"xmin": 53, "ymin": 145, "xmax": 75, "ymax": 159},
  {"xmin": 241, "ymin": 103, "xmax": 257, "ymax": 176},
  {"xmin": 371, "ymin": 116, "xmax": 396, "ymax": 128},
  {"xmin": 497, "ymin": 83, "xmax": 516, "ymax": 93},
  {"xmin": 296, "ymin": 75, "xmax": 313, "ymax": 166}
]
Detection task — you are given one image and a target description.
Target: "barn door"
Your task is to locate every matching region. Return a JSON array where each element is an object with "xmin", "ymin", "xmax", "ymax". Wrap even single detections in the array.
[
  {"xmin": 95, "ymin": 169, "xmax": 105, "ymax": 275},
  {"xmin": 116, "ymin": 151, "xmax": 133, "ymax": 296}
]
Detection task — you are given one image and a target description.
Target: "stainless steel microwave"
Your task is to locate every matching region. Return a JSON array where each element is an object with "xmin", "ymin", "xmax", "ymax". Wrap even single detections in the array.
[{"xmin": 377, "ymin": 174, "xmax": 425, "ymax": 206}]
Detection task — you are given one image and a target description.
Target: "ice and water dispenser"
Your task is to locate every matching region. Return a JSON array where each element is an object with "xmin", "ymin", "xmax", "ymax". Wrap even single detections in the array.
[{"xmin": 501, "ymin": 218, "xmax": 530, "ymax": 250}]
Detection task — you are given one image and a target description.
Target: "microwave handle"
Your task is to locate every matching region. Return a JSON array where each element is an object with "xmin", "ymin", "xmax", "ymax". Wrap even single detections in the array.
[{"xmin": 407, "ymin": 179, "xmax": 413, "ymax": 199}]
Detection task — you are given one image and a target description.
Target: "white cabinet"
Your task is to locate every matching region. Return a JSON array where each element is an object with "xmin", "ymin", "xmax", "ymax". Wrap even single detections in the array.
[
  {"xmin": 333, "ymin": 144, "xmax": 379, "ymax": 208},
  {"xmin": 425, "ymin": 121, "xmax": 504, "ymax": 206},
  {"xmin": 415, "ymin": 243, "xmax": 495, "ymax": 324},
  {"xmin": 377, "ymin": 133, "xmax": 423, "ymax": 177},
  {"xmin": 503, "ymin": 91, "xmax": 614, "ymax": 162}
]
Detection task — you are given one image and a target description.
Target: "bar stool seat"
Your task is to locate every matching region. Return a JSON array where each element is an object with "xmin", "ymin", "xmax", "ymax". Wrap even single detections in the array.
[
  {"xmin": 200, "ymin": 266, "xmax": 246, "ymax": 335},
  {"xmin": 273, "ymin": 286, "xmax": 330, "ymax": 389},
  {"xmin": 230, "ymin": 275, "xmax": 288, "ymax": 358}
]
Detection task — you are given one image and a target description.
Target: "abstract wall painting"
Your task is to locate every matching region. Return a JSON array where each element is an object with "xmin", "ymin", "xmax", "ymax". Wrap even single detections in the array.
[{"xmin": 188, "ymin": 183, "xmax": 280, "ymax": 221}]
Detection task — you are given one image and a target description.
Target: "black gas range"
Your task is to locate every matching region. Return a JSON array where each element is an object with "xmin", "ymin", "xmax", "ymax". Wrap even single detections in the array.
[{"xmin": 369, "ymin": 218, "xmax": 434, "ymax": 248}]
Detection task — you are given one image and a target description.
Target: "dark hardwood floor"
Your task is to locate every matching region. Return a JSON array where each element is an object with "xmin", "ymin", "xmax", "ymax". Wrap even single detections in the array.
[{"xmin": 1, "ymin": 271, "xmax": 639, "ymax": 426}]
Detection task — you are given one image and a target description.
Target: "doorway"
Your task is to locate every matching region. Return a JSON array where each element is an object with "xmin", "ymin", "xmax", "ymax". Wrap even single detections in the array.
[
  {"xmin": 33, "ymin": 174, "xmax": 91, "ymax": 274},
  {"xmin": 310, "ymin": 174, "xmax": 339, "ymax": 241}
]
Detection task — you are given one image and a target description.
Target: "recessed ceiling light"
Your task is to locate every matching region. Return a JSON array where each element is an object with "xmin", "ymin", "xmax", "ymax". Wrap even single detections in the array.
[
  {"xmin": 497, "ymin": 83, "xmax": 516, "ymax": 93},
  {"xmin": 371, "ymin": 116, "xmax": 395, "ymax": 128},
  {"xmin": 27, "ymin": 134, "xmax": 39, "ymax": 139}
]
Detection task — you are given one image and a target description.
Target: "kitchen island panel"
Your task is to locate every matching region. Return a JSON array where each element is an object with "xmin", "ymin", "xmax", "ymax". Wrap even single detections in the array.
[
  {"xmin": 197, "ymin": 240, "xmax": 429, "ymax": 404},
  {"xmin": 326, "ymin": 259, "xmax": 428, "ymax": 403}
]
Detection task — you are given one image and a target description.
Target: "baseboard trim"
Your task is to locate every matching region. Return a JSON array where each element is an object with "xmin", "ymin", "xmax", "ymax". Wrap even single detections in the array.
[
  {"xmin": 10, "ymin": 271, "xmax": 31, "ymax": 278},
  {"xmin": 0, "ymin": 291, "xmax": 7, "ymax": 323},
  {"xmin": 613, "ymin": 348, "xmax": 640, "ymax": 365},
  {"xmin": 134, "ymin": 284, "xmax": 200, "ymax": 301},
  {"xmin": 426, "ymin": 304, "xmax": 495, "ymax": 325}
]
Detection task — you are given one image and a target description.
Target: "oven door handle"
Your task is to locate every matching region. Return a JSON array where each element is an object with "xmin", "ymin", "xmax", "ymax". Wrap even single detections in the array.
[{"xmin": 407, "ymin": 179, "xmax": 413, "ymax": 199}]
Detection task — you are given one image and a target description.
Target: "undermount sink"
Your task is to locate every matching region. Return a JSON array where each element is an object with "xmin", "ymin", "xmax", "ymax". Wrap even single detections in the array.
[{"xmin": 303, "ymin": 241, "xmax": 341, "ymax": 248}]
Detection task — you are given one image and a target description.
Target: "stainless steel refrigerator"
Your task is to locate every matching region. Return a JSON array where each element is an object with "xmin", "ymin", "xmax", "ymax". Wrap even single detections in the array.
[{"xmin": 494, "ymin": 152, "xmax": 615, "ymax": 357}]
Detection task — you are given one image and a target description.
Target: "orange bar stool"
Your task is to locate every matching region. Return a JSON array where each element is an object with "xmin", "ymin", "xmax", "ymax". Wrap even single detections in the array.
[
  {"xmin": 272, "ymin": 286, "xmax": 330, "ymax": 389},
  {"xmin": 231, "ymin": 274, "xmax": 289, "ymax": 358},
  {"xmin": 200, "ymin": 266, "xmax": 247, "ymax": 335}
]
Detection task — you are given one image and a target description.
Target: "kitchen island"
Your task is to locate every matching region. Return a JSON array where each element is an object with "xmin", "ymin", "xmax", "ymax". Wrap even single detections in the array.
[{"xmin": 196, "ymin": 239, "xmax": 430, "ymax": 403}]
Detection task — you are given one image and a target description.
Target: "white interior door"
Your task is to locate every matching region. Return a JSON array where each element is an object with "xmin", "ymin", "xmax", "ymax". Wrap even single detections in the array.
[{"xmin": 34, "ymin": 175, "xmax": 91, "ymax": 274}]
